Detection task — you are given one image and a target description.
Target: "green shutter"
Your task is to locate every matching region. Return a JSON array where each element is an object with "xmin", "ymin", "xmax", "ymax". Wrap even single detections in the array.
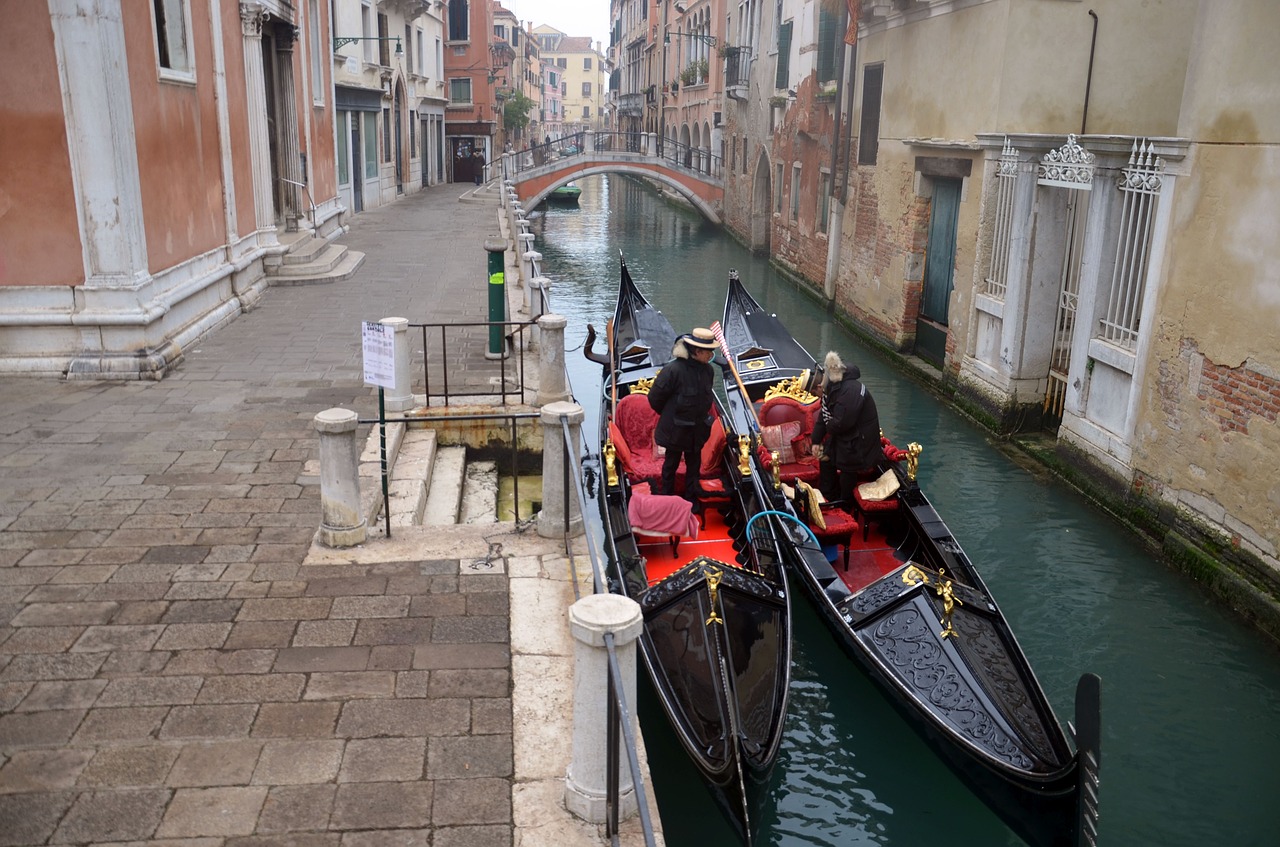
[
  {"xmin": 775, "ymin": 21, "xmax": 792, "ymax": 90},
  {"xmin": 818, "ymin": 9, "xmax": 837, "ymax": 83}
]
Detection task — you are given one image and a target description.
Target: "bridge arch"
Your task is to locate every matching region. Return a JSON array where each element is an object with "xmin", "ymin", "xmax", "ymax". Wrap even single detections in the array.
[{"xmin": 518, "ymin": 164, "xmax": 722, "ymax": 224}]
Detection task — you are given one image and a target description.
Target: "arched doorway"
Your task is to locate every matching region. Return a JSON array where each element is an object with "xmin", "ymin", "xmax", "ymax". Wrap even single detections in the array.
[{"xmin": 751, "ymin": 151, "xmax": 772, "ymax": 254}]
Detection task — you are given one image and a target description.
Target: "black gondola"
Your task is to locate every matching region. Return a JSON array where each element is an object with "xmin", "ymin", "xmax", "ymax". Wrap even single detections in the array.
[
  {"xmin": 592, "ymin": 256, "xmax": 794, "ymax": 845},
  {"xmin": 717, "ymin": 269, "xmax": 1101, "ymax": 847}
]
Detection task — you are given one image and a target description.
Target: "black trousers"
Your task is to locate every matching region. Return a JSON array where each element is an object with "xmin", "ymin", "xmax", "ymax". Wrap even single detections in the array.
[{"xmin": 659, "ymin": 445, "xmax": 702, "ymax": 498}]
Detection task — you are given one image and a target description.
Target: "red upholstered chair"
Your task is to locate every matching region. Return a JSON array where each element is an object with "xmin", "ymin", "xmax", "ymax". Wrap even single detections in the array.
[
  {"xmin": 790, "ymin": 481, "xmax": 859, "ymax": 570},
  {"xmin": 613, "ymin": 393, "xmax": 726, "ymax": 494},
  {"xmin": 756, "ymin": 395, "xmax": 820, "ymax": 485},
  {"xmin": 851, "ymin": 441, "xmax": 907, "ymax": 541},
  {"xmin": 697, "ymin": 414, "xmax": 729, "ymax": 499}
]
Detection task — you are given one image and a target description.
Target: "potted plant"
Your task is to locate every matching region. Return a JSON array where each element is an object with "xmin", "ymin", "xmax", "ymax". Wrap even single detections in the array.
[
  {"xmin": 696, "ymin": 57, "xmax": 709, "ymax": 83},
  {"xmin": 679, "ymin": 64, "xmax": 697, "ymax": 86}
]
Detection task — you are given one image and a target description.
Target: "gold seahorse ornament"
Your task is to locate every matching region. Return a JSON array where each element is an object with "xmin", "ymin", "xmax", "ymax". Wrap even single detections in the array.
[
  {"xmin": 703, "ymin": 564, "xmax": 724, "ymax": 626},
  {"xmin": 902, "ymin": 564, "xmax": 964, "ymax": 639}
]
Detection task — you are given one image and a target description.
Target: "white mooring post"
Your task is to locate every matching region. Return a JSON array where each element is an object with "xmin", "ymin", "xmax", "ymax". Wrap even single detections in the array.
[
  {"xmin": 537, "ymin": 401, "xmax": 584, "ymax": 539},
  {"xmin": 537, "ymin": 313, "xmax": 569, "ymax": 406},
  {"xmin": 564, "ymin": 592, "xmax": 644, "ymax": 823},
  {"xmin": 380, "ymin": 317, "xmax": 413, "ymax": 412},
  {"xmin": 314, "ymin": 408, "xmax": 367, "ymax": 547}
]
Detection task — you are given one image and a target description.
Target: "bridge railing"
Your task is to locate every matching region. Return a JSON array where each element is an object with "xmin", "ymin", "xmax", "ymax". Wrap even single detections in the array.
[
  {"xmin": 656, "ymin": 137, "xmax": 722, "ymax": 179},
  {"xmin": 500, "ymin": 130, "xmax": 723, "ymax": 182}
]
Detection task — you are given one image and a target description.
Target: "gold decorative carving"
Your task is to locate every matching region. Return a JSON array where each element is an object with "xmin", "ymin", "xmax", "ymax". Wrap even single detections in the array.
[
  {"xmin": 628, "ymin": 376, "xmax": 656, "ymax": 396},
  {"xmin": 604, "ymin": 441, "xmax": 618, "ymax": 487},
  {"xmin": 703, "ymin": 564, "xmax": 724, "ymax": 626},
  {"xmin": 902, "ymin": 563, "xmax": 964, "ymax": 639},
  {"xmin": 762, "ymin": 371, "xmax": 817, "ymax": 404},
  {"xmin": 906, "ymin": 442, "xmax": 923, "ymax": 480},
  {"xmin": 771, "ymin": 450, "xmax": 781, "ymax": 489},
  {"xmin": 737, "ymin": 435, "xmax": 752, "ymax": 477}
]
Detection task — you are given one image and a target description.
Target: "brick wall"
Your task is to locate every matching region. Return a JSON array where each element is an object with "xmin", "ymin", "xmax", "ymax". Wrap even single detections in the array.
[{"xmin": 1196, "ymin": 346, "xmax": 1280, "ymax": 434}]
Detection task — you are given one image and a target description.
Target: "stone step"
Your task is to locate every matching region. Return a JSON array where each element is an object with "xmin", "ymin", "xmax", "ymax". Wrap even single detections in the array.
[
  {"xmin": 275, "ymin": 243, "xmax": 347, "ymax": 276},
  {"xmin": 283, "ymin": 235, "xmax": 332, "ymax": 265},
  {"xmin": 270, "ymin": 249, "xmax": 366, "ymax": 286},
  {"xmin": 358, "ymin": 421, "xmax": 405, "ymax": 530},
  {"xmin": 388, "ymin": 428, "xmax": 438, "ymax": 529},
  {"xmin": 460, "ymin": 460, "xmax": 498, "ymax": 524},
  {"xmin": 422, "ymin": 445, "xmax": 467, "ymax": 525}
]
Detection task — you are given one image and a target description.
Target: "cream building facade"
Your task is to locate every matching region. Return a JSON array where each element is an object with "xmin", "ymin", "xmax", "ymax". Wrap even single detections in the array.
[{"xmin": 536, "ymin": 31, "xmax": 608, "ymax": 135}]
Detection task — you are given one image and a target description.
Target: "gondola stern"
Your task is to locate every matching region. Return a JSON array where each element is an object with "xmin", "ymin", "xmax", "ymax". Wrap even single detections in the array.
[{"xmin": 1072, "ymin": 672, "xmax": 1102, "ymax": 847}]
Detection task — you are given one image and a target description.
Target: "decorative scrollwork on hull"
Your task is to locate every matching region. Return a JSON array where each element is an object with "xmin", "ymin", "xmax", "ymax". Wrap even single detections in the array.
[{"xmin": 848, "ymin": 572, "xmax": 912, "ymax": 619}]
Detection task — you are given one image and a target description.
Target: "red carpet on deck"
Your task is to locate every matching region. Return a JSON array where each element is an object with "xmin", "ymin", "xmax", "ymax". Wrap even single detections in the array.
[{"xmin": 639, "ymin": 507, "xmax": 741, "ymax": 586}]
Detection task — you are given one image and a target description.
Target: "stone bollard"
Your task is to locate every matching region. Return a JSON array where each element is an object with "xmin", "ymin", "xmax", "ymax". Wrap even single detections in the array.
[
  {"xmin": 538, "ymin": 401, "xmax": 585, "ymax": 539},
  {"xmin": 522, "ymin": 249, "xmax": 542, "ymax": 292},
  {"xmin": 537, "ymin": 314, "xmax": 570, "ymax": 406},
  {"xmin": 380, "ymin": 317, "xmax": 413, "ymax": 412},
  {"xmin": 529, "ymin": 276, "xmax": 550, "ymax": 326},
  {"xmin": 315, "ymin": 409, "xmax": 367, "ymax": 547},
  {"xmin": 564, "ymin": 593, "xmax": 644, "ymax": 823}
]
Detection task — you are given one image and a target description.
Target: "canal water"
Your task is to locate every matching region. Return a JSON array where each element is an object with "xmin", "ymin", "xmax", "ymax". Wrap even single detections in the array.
[{"xmin": 532, "ymin": 175, "xmax": 1280, "ymax": 846}]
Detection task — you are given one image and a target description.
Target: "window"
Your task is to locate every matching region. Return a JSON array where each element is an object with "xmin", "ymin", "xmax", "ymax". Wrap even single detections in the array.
[
  {"xmin": 363, "ymin": 112, "xmax": 378, "ymax": 178},
  {"xmin": 742, "ymin": 138, "xmax": 748, "ymax": 174},
  {"xmin": 309, "ymin": 0, "xmax": 323, "ymax": 102},
  {"xmin": 817, "ymin": 170, "xmax": 831, "ymax": 233},
  {"xmin": 405, "ymin": 25, "xmax": 413, "ymax": 74},
  {"xmin": 378, "ymin": 14, "xmax": 390, "ymax": 66},
  {"xmin": 858, "ymin": 64, "xmax": 884, "ymax": 166},
  {"xmin": 790, "ymin": 164, "xmax": 801, "ymax": 221},
  {"xmin": 558, "ymin": 58, "xmax": 567, "ymax": 68},
  {"xmin": 448, "ymin": 0, "xmax": 469, "ymax": 42},
  {"xmin": 817, "ymin": 7, "xmax": 838, "ymax": 84},
  {"xmin": 582, "ymin": 105, "xmax": 590, "ymax": 118},
  {"xmin": 436, "ymin": 38, "xmax": 443, "ymax": 79},
  {"xmin": 152, "ymin": 0, "xmax": 192, "ymax": 76},
  {"xmin": 584, "ymin": 57, "xmax": 592, "ymax": 70},
  {"xmin": 449, "ymin": 77, "xmax": 472, "ymax": 104},
  {"xmin": 361, "ymin": 2, "xmax": 374, "ymax": 63},
  {"xmin": 774, "ymin": 163, "xmax": 784, "ymax": 213},
  {"xmin": 775, "ymin": 21, "xmax": 792, "ymax": 90},
  {"xmin": 417, "ymin": 30, "xmax": 424, "ymax": 77},
  {"xmin": 730, "ymin": 135, "xmax": 737, "ymax": 172},
  {"xmin": 409, "ymin": 112, "xmax": 416, "ymax": 156},
  {"xmin": 582, "ymin": 82, "xmax": 591, "ymax": 96},
  {"xmin": 382, "ymin": 108, "xmax": 391, "ymax": 162}
]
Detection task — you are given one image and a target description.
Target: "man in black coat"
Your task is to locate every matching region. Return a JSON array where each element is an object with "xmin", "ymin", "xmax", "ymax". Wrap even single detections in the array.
[
  {"xmin": 811, "ymin": 351, "xmax": 882, "ymax": 501},
  {"xmin": 647, "ymin": 327, "xmax": 719, "ymax": 503}
]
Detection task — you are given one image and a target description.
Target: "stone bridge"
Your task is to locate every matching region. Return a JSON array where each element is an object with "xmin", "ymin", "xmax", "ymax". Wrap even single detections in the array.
[{"xmin": 502, "ymin": 131, "xmax": 724, "ymax": 223}]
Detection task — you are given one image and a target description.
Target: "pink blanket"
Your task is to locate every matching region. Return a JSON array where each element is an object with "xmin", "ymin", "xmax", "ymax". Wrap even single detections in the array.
[{"xmin": 628, "ymin": 492, "xmax": 700, "ymax": 539}]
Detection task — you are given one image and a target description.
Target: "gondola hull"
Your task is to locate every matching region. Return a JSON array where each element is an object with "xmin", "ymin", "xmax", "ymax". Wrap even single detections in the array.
[{"xmin": 718, "ymin": 271, "xmax": 1100, "ymax": 847}]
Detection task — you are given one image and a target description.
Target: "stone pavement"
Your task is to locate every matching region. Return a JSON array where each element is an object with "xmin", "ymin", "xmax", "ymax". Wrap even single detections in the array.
[{"xmin": 0, "ymin": 185, "xmax": 657, "ymax": 846}]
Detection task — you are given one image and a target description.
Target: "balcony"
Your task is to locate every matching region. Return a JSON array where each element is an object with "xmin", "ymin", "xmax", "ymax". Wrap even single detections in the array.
[
  {"xmin": 724, "ymin": 47, "xmax": 749, "ymax": 101},
  {"xmin": 618, "ymin": 92, "xmax": 643, "ymax": 117}
]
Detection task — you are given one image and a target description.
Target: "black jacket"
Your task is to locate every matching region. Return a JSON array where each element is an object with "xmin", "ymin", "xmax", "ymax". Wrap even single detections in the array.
[
  {"xmin": 648, "ymin": 341, "xmax": 714, "ymax": 450},
  {"xmin": 811, "ymin": 374, "xmax": 881, "ymax": 471}
]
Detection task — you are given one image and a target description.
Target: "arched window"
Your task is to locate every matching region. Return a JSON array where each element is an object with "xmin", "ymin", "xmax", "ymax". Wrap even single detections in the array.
[{"xmin": 448, "ymin": 0, "xmax": 469, "ymax": 42}]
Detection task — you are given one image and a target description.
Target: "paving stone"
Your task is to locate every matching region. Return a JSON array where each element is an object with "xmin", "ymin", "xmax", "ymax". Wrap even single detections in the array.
[
  {"xmin": 251, "ymin": 702, "xmax": 340, "ymax": 738},
  {"xmin": 273, "ymin": 647, "xmax": 370, "ymax": 673},
  {"xmin": 412, "ymin": 643, "xmax": 510, "ymax": 670},
  {"xmin": 428, "ymin": 669, "xmax": 510, "ymax": 699},
  {"xmin": 167, "ymin": 741, "xmax": 263, "ymax": 787},
  {"xmin": 426, "ymin": 736, "xmax": 513, "ymax": 779},
  {"xmin": 367, "ymin": 645, "xmax": 414, "ymax": 671},
  {"xmin": 471, "ymin": 698, "xmax": 513, "ymax": 735},
  {"xmin": 394, "ymin": 671, "xmax": 431, "ymax": 699},
  {"xmin": 10, "ymin": 601, "xmax": 118, "ymax": 627},
  {"xmin": 15, "ymin": 548, "xmax": 87, "ymax": 568},
  {"xmin": 97, "ymin": 675, "xmax": 202, "ymax": 707},
  {"xmin": 50, "ymin": 564, "xmax": 119, "ymax": 583},
  {"xmin": 341, "ymin": 830, "xmax": 431, "ymax": 847},
  {"xmin": 197, "ymin": 673, "xmax": 305, "ymax": 704},
  {"xmin": 329, "ymin": 596, "xmax": 409, "ymax": 619},
  {"xmin": 159, "ymin": 705, "xmax": 258, "ymax": 740},
  {"xmin": 0, "ymin": 682, "xmax": 32, "ymax": 712},
  {"xmin": 94, "ymin": 582, "xmax": 170, "ymax": 601},
  {"xmin": 165, "ymin": 581, "xmax": 234, "ymax": 600},
  {"xmin": 111, "ymin": 563, "xmax": 182, "ymax": 582},
  {"xmin": 431, "ymin": 777, "xmax": 511, "ymax": 825},
  {"xmin": 109, "ymin": 600, "xmax": 172, "ymax": 625},
  {"xmin": 226, "ymin": 621, "xmax": 297, "ymax": 649},
  {"xmin": 0, "ymin": 709, "xmax": 86, "ymax": 747},
  {"xmin": 406, "ymin": 594, "xmax": 467, "ymax": 618},
  {"xmin": 226, "ymin": 833, "xmax": 340, "ymax": 847},
  {"xmin": 303, "ymin": 672, "xmax": 395, "ymax": 701},
  {"xmin": 162, "ymin": 599, "xmax": 244, "ymax": 623},
  {"xmin": 228, "ymin": 581, "xmax": 272, "ymax": 599},
  {"xmin": 0, "ymin": 791, "xmax": 75, "ymax": 846},
  {"xmin": 155, "ymin": 622, "xmax": 233, "ymax": 650},
  {"xmin": 336, "ymin": 699, "xmax": 468, "ymax": 739},
  {"xmin": 157, "ymin": 786, "xmax": 268, "ymax": 838},
  {"xmin": 22, "ymin": 583, "xmax": 93, "ymax": 603},
  {"xmin": 329, "ymin": 782, "xmax": 432, "ymax": 830},
  {"xmin": 0, "ymin": 748, "xmax": 94, "ymax": 793},
  {"xmin": 78, "ymin": 745, "xmax": 181, "ymax": 788},
  {"xmin": 50, "ymin": 787, "xmax": 170, "ymax": 843},
  {"xmin": 73, "ymin": 707, "xmax": 169, "ymax": 742},
  {"xmin": 237, "ymin": 598, "xmax": 331, "ymax": 621},
  {"xmin": 464, "ymin": 591, "xmax": 510, "ymax": 617},
  {"xmin": 337, "ymin": 738, "xmax": 425, "ymax": 783},
  {"xmin": 431, "ymin": 616, "xmax": 509, "ymax": 644},
  {"xmin": 252, "ymin": 740, "xmax": 344, "ymax": 785},
  {"xmin": 0, "ymin": 626, "xmax": 85, "ymax": 654},
  {"xmin": 266, "ymin": 580, "xmax": 306, "ymax": 598},
  {"xmin": 256, "ymin": 783, "xmax": 336, "ymax": 833},
  {"xmin": 351, "ymin": 619, "xmax": 433, "ymax": 646},
  {"xmin": 142, "ymin": 546, "xmax": 212, "ymax": 565},
  {"xmin": 15, "ymin": 679, "xmax": 107, "ymax": 711},
  {"xmin": 164, "ymin": 648, "xmax": 276, "ymax": 677},
  {"xmin": 292, "ymin": 620, "xmax": 356, "ymax": 647},
  {"xmin": 98, "ymin": 650, "xmax": 172, "ymax": 677},
  {"xmin": 71, "ymin": 624, "xmax": 165, "ymax": 652},
  {"xmin": 303, "ymin": 577, "xmax": 388, "ymax": 597}
]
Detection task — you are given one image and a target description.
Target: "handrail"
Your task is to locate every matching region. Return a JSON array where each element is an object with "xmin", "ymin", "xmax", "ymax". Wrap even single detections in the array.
[
  {"xmin": 279, "ymin": 176, "xmax": 317, "ymax": 233},
  {"xmin": 411, "ymin": 319, "xmax": 537, "ymax": 405}
]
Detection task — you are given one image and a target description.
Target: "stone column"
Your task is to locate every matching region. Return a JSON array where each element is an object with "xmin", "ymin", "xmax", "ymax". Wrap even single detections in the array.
[
  {"xmin": 315, "ymin": 409, "xmax": 367, "ymax": 547},
  {"xmin": 274, "ymin": 25, "xmax": 305, "ymax": 231},
  {"xmin": 240, "ymin": 3, "xmax": 276, "ymax": 240},
  {"xmin": 564, "ymin": 593, "xmax": 644, "ymax": 822},
  {"xmin": 538, "ymin": 401, "xmax": 585, "ymax": 539},
  {"xmin": 537, "ymin": 314, "xmax": 570, "ymax": 406},
  {"xmin": 381, "ymin": 317, "xmax": 413, "ymax": 412}
]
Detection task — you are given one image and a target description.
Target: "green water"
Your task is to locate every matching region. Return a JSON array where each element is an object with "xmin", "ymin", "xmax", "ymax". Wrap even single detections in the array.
[{"xmin": 535, "ymin": 175, "xmax": 1280, "ymax": 846}]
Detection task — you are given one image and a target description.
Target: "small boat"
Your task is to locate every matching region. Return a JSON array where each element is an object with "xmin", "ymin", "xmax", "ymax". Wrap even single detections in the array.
[
  {"xmin": 593, "ymin": 256, "xmax": 793, "ymax": 844},
  {"xmin": 548, "ymin": 181, "xmax": 582, "ymax": 203},
  {"xmin": 718, "ymin": 269, "xmax": 1101, "ymax": 847}
]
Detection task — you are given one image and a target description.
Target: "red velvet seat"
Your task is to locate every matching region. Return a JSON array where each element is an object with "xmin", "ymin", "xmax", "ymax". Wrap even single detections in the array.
[
  {"xmin": 851, "ymin": 437, "xmax": 910, "ymax": 540},
  {"xmin": 611, "ymin": 393, "xmax": 727, "ymax": 496},
  {"xmin": 756, "ymin": 395, "xmax": 820, "ymax": 485},
  {"xmin": 790, "ymin": 481, "xmax": 859, "ymax": 569}
]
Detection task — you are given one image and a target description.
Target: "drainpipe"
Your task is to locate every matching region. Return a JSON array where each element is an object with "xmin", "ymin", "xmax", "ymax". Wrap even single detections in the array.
[{"xmin": 1082, "ymin": 10, "xmax": 1098, "ymax": 135}]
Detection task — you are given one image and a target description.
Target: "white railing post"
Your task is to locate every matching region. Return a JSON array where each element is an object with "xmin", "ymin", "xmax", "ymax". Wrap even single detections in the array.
[
  {"xmin": 380, "ymin": 317, "xmax": 413, "ymax": 412},
  {"xmin": 522, "ymin": 249, "xmax": 542, "ymax": 294},
  {"xmin": 537, "ymin": 401, "xmax": 584, "ymax": 539},
  {"xmin": 584, "ymin": 129, "xmax": 596, "ymax": 155},
  {"xmin": 564, "ymin": 593, "xmax": 643, "ymax": 823},
  {"xmin": 315, "ymin": 408, "xmax": 367, "ymax": 548},
  {"xmin": 537, "ymin": 313, "xmax": 569, "ymax": 405}
]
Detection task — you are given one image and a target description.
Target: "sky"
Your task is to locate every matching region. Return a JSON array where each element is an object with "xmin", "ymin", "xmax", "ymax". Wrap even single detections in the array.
[{"xmin": 501, "ymin": 0, "xmax": 612, "ymax": 54}]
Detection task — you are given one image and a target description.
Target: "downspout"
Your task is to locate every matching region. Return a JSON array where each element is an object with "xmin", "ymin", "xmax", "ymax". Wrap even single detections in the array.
[
  {"xmin": 1082, "ymin": 10, "xmax": 1098, "ymax": 134},
  {"xmin": 824, "ymin": 3, "xmax": 854, "ymax": 301}
]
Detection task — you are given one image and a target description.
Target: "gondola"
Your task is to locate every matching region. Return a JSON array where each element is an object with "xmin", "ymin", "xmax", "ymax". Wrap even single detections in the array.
[
  {"xmin": 717, "ymin": 269, "xmax": 1101, "ymax": 847},
  {"xmin": 591, "ymin": 256, "xmax": 794, "ymax": 845}
]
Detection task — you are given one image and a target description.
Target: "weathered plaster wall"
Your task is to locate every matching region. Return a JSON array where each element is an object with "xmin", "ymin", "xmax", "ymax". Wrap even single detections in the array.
[
  {"xmin": 771, "ymin": 76, "xmax": 836, "ymax": 285},
  {"xmin": 122, "ymin": 0, "xmax": 227, "ymax": 272},
  {"xmin": 0, "ymin": 4, "xmax": 83, "ymax": 287}
]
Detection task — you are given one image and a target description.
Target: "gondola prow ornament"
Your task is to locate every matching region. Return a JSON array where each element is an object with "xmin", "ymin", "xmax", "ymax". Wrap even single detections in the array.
[{"xmin": 902, "ymin": 564, "xmax": 965, "ymax": 639}]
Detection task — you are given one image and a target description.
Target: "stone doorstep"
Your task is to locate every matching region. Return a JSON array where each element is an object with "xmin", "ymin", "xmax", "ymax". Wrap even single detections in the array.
[
  {"xmin": 274, "ymin": 243, "xmax": 347, "ymax": 276},
  {"xmin": 269, "ymin": 250, "xmax": 366, "ymax": 287},
  {"xmin": 281, "ymin": 234, "xmax": 331, "ymax": 265},
  {"xmin": 422, "ymin": 447, "xmax": 467, "ymax": 526}
]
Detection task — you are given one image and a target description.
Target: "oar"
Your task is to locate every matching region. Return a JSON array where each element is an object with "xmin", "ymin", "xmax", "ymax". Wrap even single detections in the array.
[
  {"xmin": 710, "ymin": 320, "xmax": 761, "ymax": 433},
  {"xmin": 606, "ymin": 316, "xmax": 617, "ymax": 420}
]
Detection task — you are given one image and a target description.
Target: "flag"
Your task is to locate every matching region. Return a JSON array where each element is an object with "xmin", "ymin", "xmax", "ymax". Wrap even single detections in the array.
[
  {"xmin": 845, "ymin": 0, "xmax": 860, "ymax": 45},
  {"xmin": 709, "ymin": 321, "xmax": 733, "ymax": 363}
]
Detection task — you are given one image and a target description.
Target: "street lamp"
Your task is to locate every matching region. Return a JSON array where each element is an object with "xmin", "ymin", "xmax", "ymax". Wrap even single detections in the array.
[
  {"xmin": 333, "ymin": 35, "xmax": 403, "ymax": 57},
  {"xmin": 664, "ymin": 29, "xmax": 717, "ymax": 47}
]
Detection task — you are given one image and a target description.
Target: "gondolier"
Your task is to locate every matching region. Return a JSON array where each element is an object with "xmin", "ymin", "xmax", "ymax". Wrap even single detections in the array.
[
  {"xmin": 810, "ymin": 351, "xmax": 882, "ymax": 501},
  {"xmin": 648, "ymin": 327, "xmax": 719, "ymax": 506}
]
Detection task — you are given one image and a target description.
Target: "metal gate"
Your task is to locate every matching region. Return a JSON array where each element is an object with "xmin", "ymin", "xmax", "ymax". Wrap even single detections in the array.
[{"xmin": 1044, "ymin": 192, "xmax": 1088, "ymax": 422}]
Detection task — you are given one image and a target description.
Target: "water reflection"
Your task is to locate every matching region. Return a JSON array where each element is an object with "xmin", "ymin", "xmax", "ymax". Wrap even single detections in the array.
[{"xmin": 536, "ymin": 175, "xmax": 1280, "ymax": 846}]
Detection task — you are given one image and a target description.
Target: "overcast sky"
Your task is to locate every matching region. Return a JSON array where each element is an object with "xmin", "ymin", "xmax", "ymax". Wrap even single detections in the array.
[{"xmin": 501, "ymin": 0, "xmax": 612, "ymax": 54}]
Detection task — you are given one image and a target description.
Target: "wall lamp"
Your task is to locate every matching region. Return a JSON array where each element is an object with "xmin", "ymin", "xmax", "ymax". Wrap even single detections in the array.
[
  {"xmin": 664, "ymin": 29, "xmax": 717, "ymax": 47},
  {"xmin": 333, "ymin": 35, "xmax": 403, "ymax": 56}
]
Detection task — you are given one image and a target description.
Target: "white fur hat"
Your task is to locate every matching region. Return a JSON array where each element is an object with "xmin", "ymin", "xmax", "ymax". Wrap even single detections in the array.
[{"xmin": 824, "ymin": 351, "xmax": 846, "ymax": 374}]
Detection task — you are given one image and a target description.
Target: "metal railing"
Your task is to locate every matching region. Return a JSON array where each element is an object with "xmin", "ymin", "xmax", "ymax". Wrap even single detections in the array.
[
  {"xmin": 658, "ymin": 137, "xmax": 722, "ymax": 177},
  {"xmin": 280, "ymin": 176, "xmax": 317, "ymax": 233},
  {"xmin": 412, "ymin": 319, "xmax": 536, "ymax": 404},
  {"xmin": 499, "ymin": 131, "xmax": 722, "ymax": 182}
]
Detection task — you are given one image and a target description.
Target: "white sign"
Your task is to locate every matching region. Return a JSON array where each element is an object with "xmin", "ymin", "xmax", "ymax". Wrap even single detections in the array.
[{"xmin": 362, "ymin": 321, "xmax": 396, "ymax": 389}]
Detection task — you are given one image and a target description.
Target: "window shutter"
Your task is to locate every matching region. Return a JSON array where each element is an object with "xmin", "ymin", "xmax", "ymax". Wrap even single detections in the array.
[{"xmin": 775, "ymin": 21, "xmax": 792, "ymax": 90}]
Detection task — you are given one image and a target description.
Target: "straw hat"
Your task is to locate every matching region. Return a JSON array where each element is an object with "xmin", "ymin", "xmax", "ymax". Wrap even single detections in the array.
[{"xmin": 684, "ymin": 328, "xmax": 719, "ymax": 349}]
